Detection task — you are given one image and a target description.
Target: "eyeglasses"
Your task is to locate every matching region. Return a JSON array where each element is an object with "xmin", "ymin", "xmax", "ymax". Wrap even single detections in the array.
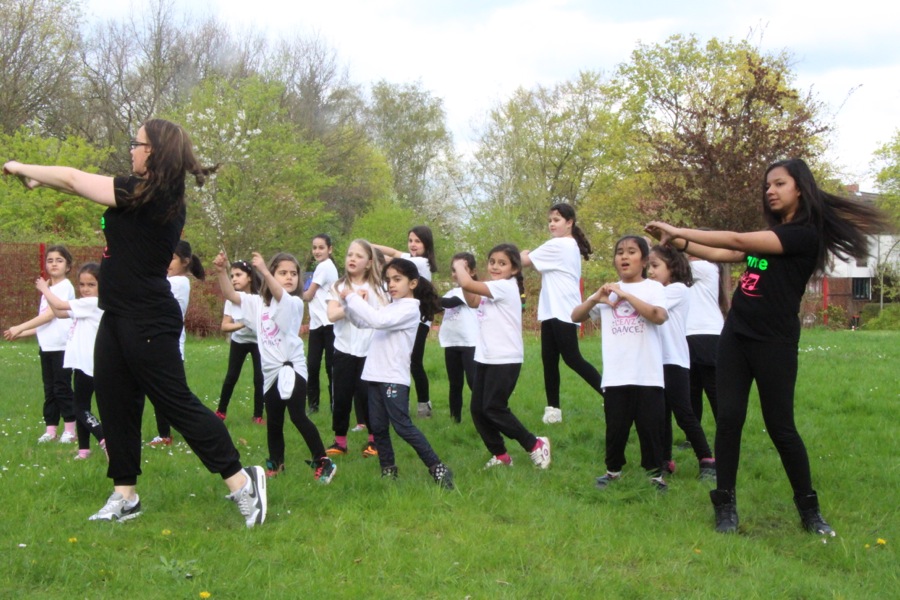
[{"xmin": 129, "ymin": 140, "xmax": 151, "ymax": 150}]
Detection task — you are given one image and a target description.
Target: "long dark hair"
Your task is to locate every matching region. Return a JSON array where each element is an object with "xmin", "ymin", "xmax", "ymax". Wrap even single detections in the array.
[
  {"xmin": 488, "ymin": 243, "xmax": 525, "ymax": 296},
  {"xmin": 549, "ymin": 203, "xmax": 592, "ymax": 260},
  {"xmin": 231, "ymin": 259, "xmax": 260, "ymax": 294},
  {"xmin": 409, "ymin": 225, "xmax": 437, "ymax": 273},
  {"xmin": 173, "ymin": 240, "xmax": 206, "ymax": 280},
  {"xmin": 763, "ymin": 158, "xmax": 891, "ymax": 273},
  {"xmin": 451, "ymin": 252, "xmax": 478, "ymax": 281},
  {"xmin": 124, "ymin": 118, "xmax": 218, "ymax": 222},
  {"xmin": 384, "ymin": 258, "xmax": 441, "ymax": 322},
  {"xmin": 650, "ymin": 244, "xmax": 693, "ymax": 286},
  {"xmin": 260, "ymin": 252, "xmax": 301, "ymax": 306},
  {"xmin": 312, "ymin": 233, "xmax": 338, "ymax": 269}
]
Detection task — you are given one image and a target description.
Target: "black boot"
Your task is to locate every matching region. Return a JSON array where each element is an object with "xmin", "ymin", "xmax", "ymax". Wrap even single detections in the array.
[
  {"xmin": 794, "ymin": 491, "xmax": 835, "ymax": 536},
  {"xmin": 710, "ymin": 489, "xmax": 739, "ymax": 533}
]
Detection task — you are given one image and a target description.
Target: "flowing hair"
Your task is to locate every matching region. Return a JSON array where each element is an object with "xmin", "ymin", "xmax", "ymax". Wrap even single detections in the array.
[
  {"xmin": 384, "ymin": 258, "xmax": 442, "ymax": 322},
  {"xmin": 173, "ymin": 240, "xmax": 206, "ymax": 280},
  {"xmin": 549, "ymin": 203, "xmax": 592, "ymax": 260},
  {"xmin": 763, "ymin": 158, "xmax": 891, "ymax": 274},
  {"xmin": 333, "ymin": 239, "xmax": 388, "ymax": 305}
]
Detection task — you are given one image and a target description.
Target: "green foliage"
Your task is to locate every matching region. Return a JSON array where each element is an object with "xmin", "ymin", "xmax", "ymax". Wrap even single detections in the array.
[
  {"xmin": 861, "ymin": 302, "xmax": 900, "ymax": 330},
  {"xmin": 816, "ymin": 303, "xmax": 848, "ymax": 330},
  {"xmin": 873, "ymin": 129, "xmax": 900, "ymax": 223},
  {"xmin": 347, "ymin": 195, "xmax": 416, "ymax": 254},
  {"xmin": 0, "ymin": 129, "xmax": 111, "ymax": 243}
]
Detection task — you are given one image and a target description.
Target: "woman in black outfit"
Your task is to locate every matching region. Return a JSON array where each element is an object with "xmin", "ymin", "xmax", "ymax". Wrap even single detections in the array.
[
  {"xmin": 647, "ymin": 158, "xmax": 889, "ymax": 535},
  {"xmin": 3, "ymin": 119, "xmax": 267, "ymax": 527}
]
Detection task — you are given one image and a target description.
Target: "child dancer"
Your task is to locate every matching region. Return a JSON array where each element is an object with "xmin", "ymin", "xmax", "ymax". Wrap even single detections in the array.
[
  {"xmin": 571, "ymin": 236, "xmax": 668, "ymax": 492},
  {"xmin": 301, "ymin": 234, "xmax": 339, "ymax": 414},
  {"xmin": 439, "ymin": 252, "xmax": 478, "ymax": 423},
  {"xmin": 326, "ymin": 240, "xmax": 386, "ymax": 458},
  {"xmin": 686, "ymin": 257, "xmax": 728, "ymax": 426},
  {"xmin": 216, "ymin": 251, "xmax": 336, "ymax": 483},
  {"xmin": 522, "ymin": 203, "xmax": 602, "ymax": 424},
  {"xmin": 215, "ymin": 259, "xmax": 266, "ymax": 424},
  {"xmin": 149, "ymin": 240, "xmax": 205, "ymax": 447},
  {"xmin": 3, "ymin": 245, "xmax": 77, "ymax": 444},
  {"xmin": 647, "ymin": 244, "xmax": 716, "ymax": 480},
  {"xmin": 35, "ymin": 263, "xmax": 106, "ymax": 459},
  {"xmin": 453, "ymin": 244, "xmax": 551, "ymax": 470},
  {"xmin": 374, "ymin": 225, "xmax": 437, "ymax": 417},
  {"xmin": 342, "ymin": 258, "xmax": 454, "ymax": 488}
]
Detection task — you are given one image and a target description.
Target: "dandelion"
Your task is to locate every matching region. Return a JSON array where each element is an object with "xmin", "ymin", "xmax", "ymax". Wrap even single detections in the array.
[
  {"xmin": 200, "ymin": 592, "xmax": 211, "ymax": 599},
  {"xmin": 865, "ymin": 544, "xmax": 871, "ymax": 549},
  {"xmin": 68, "ymin": 537, "xmax": 77, "ymax": 543},
  {"xmin": 162, "ymin": 529, "xmax": 172, "ymax": 536},
  {"xmin": 877, "ymin": 538, "xmax": 887, "ymax": 545},
  {"xmin": 693, "ymin": 548, "xmax": 702, "ymax": 554}
]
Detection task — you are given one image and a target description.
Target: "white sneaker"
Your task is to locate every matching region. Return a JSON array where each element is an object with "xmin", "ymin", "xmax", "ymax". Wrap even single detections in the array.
[
  {"xmin": 542, "ymin": 407, "xmax": 562, "ymax": 424},
  {"xmin": 350, "ymin": 423, "xmax": 367, "ymax": 432},
  {"xmin": 529, "ymin": 437, "xmax": 552, "ymax": 469},
  {"xmin": 59, "ymin": 431, "xmax": 76, "ymax": 444},
  {"xmin": 37, "ymin": 432, "xmax": 56, "ymax": 443},
  {"xmin": 484, "ymin": 456, "xmax": 513, "ymax": 469},
  {"xmin": 228, "ymin": 466, "xmax": 267, "ymax": 528},
  {"xmin": 88, "ymin": 492, "xmax": 142, "ymax": 522}
]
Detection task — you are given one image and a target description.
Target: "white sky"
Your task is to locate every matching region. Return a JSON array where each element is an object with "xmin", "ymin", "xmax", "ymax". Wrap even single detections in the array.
[{"xmin": 85, "ymin": 0, "xmax": 900, "ymax": 190}]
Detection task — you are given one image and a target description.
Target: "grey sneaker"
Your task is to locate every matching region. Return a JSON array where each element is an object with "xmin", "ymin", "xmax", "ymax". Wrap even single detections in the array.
[
  {"xmin": 595, "ymin": 472, "xmax": 621, "ymax": 489},
  {"xmin": 228, "ymin": 466, "xmax": 267, "ymax": 528},
  {"xmin": 88, "ymin": 492, "xmax": 142, "ymax": 522},
  {"xmin": 417, "ymin": 402, "xmax": 432, "ymax": 418},
  {"xmin": 699, "ymin": 458, "xmax": 717, "ymax": 482}
]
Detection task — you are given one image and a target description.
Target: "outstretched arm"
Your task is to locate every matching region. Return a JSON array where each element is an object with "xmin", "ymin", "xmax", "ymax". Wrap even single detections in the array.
[
  {"xmin": 3, "ymin": 309, "xmax": 55, "ymax": 340},
  {"xmin": 371, "ymin": 244, "xmax": 402, "ymax": 260},
  {"xmin": 252, "ymin": 252, "xmax": 285, "ymax": 302},
  {"xmin": 214, "ymin": 252, "xmax": 241, "ymax": 305},
  {"xmin": 3, "ymin": 162, "xmax": 117, "ymax": 207},
  {"xmin": 645, "ymin": 221, "xmax": 782, "ymax": 262}
]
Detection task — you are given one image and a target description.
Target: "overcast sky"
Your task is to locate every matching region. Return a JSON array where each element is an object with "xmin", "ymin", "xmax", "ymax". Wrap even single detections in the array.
[{"xmin": 85, "ymin": 0, "xmax": 900, "ymax": 189}]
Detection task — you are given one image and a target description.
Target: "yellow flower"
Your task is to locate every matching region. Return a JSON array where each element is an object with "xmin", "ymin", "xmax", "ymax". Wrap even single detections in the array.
[
  {"xmin": 693, "ymin": 549, "xmax": 702, "ymax": 554},
  {"xmin": 161, "ymin": 529, "xmax": 172, "ymax": 536},
  {"xmin": 68, "ymin": 537, "xmax": 77, "ymax": 543},
  {"xmin": 200, "ymin": 592, "xmax": 211, "ymax": 599},
  {"xmin": 877, "ymin": 538, "xmax": 887, "ymax": 545},
  {"xmin": 865, "ymin": 544, "xmax": 871, "ymax": 549}
]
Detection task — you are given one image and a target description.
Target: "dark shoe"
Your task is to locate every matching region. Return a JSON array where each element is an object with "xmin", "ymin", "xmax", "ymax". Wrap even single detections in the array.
[
  {"xmin": 595, "ymin": 471, "xmax": 621, "ymax": 489},
  {"xmin": 710, "ymin": 489, "xmax": 739, "ymax": 533},
  {"xmin": 698, "ymin": 458, "xmax": 717, "ymax": 482},
  {"xmin": 381, "ymin": 465, "xmax": 398, "ymax": 479},
  {"xmin": 265, "ymin": 459, "xmax": 285, "ymax": 478},
  {"xmin": 307, "ymin": 403, "xmax": 319, "ymax": 415},
  {"xmin": 429, "ymin": 462, "xmax": 454, "ymax": 490},
  {"xmin": 794, "ymin": 492, "xmax": 836, "ymax": 537},
  {"xmin": 650, "ymin": 476, "xmax": 668, "ymax": 493}
]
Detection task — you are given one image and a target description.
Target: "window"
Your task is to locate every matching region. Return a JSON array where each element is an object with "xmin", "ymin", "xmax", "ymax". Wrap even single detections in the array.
[
  {"xmin": 852, "ymin": 277, "xmax": 871, "ymax": 300},
  {"xmin": 855, "ymin": 255, "xmax": 868, "ymax": 267}
]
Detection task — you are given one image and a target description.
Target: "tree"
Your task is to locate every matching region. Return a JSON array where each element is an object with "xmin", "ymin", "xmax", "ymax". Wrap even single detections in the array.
[{"xmin": 614, "ymin": 34, "xmax": 831, "ymax": 231}]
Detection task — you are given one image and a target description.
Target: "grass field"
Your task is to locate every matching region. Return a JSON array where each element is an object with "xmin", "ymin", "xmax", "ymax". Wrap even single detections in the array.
[{"xmin": 0, "ymin": 329, "xmax": 897, "ymax": 599}]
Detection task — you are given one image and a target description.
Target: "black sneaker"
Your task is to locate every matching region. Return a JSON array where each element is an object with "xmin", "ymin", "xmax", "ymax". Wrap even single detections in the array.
[
  {"xmin": 795, "ymin": 492, "xmax": 836, "ymax": 537},
  {"xmin": 313, "ymin": 457, "xmax": 337, "ymax": 485},
  {"xmin": 698, "ymin": 458, "xmax": 717, "ymax": 482},
  {"xmin": 710, "ymin": 489, "xmax": 738, "ymax": 533},
  {"xmin": 595, "ymin": 472, "xmax": 621, "ymax": 489},
  {"xmin": 650, "ymin": 476, "xmax": 668, "ymax": 493},
  {"xmin": 381, "ymin": 465, "xmax": 398, "ymax": 479},
  {"xmin": 430, "ymin": 462, "xmax": 454, "ymax": 490}
]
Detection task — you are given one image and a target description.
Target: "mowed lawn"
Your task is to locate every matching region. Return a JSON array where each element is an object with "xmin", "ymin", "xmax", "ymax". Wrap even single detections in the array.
[{"xmin": 0, "ymin": 328, "xmax": 896, "ymax": 599}]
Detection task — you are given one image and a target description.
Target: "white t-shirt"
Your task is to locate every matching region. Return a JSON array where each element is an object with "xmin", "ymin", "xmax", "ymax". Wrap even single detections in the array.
[
  {"xmin": 168, "ymin": 275, "xmax": 190, "ymax": 359},
  {"xmin": 223, "ymin": 299, "xmax": 257, "ymax": 345},
  {"xmin": 659, "ymin": 282, "xmax": 691, "ymax": 369},
  {"xmin": 330, "ymin": 281, "xmax": 383, "ymax": 357},
  {"xmin": 686, "ymin": 260, "xmax": 725, "ymax": 336},
  {"xmin": 400, "ymin": 253, "xmax": 432, "ymax": 282},
  {"xmin": 308, "ymin": 260, "xmax": 339, "ymax": 329},
  {"xmin": 238, "ymin": 292, "xmax": 308, "ymax": 395},
  {"xmin": 529, "ymin": 236, "xmax": 583, "ymax": 323},
  {"xmin": 474, "ymin": 278, "xmax": 524, "ymax": 365},
  {"xmin": 439, "ymin": 287, "xmax": 478, "ymax": 348},
  {"xmin": 63, "ymin": 296, "xmax": 103, "ymax": 376},
  {"xmin": 589, "ymin": 279, "xmax": 666, "ymax": 388},
  {"xmin": 345, "ymin": 294, "xmax": 420, "ymax": 387},
  {"xmin": 36, "ymin": 279, "xmax": 75, "ymax": 351}
]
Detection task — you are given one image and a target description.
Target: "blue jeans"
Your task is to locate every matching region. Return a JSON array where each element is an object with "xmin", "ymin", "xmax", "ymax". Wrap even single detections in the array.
[{"xmin": 367, "ymin": 382, "xmax": 439, "ymax": 470}]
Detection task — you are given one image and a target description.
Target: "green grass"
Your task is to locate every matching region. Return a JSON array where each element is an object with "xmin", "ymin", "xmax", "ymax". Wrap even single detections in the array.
[{"xmin": 0, "ymin": 329, "xmax": 897, "ymax": 599}]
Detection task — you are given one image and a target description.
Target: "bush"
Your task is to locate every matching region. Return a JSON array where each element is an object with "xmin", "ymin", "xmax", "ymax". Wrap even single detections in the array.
[
  {"xmin": 816, "ymin": 303, "xmax": 848, "ymax": 330},
  {"xmin": 862, "ymin": 303, "xmax": 900, "ymax": 330}
]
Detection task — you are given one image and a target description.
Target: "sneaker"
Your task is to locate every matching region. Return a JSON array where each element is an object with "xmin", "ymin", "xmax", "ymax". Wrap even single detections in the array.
[
  {"xmin": 59, "ymin": 431, "xmax": 76, "ymax": 444},
  {"xmin": 529, "ymin": 437, "xmax": 551, "ymax": 469},
  {"xmin": 484, "ymin": 455, "xmax": 513, "ymax": 469},
  {"xmin": 676, "ymin": 440, "xmax": 692, "ymax": 451},
  {"xmin": 252, "ymin": 416, "xmax": 266, "ymax": 425},
  {"xmin": 710, "ymin": 489, "xmax": 739, "ymax": 533},
  {"xmin": 313, "ymin": 457, "xmax": 337, "ymax": 484},
  {"xmin": 74, "ymin": 450, "xmax": 91, "ymax": 460},
  {"xmin": 228, "ymin": 466, "xmax": 267, "ymax": 528},
  {"xmin": 430, "ymin": 462, "xmax": 454, "ymax": 490},
  {"xmin": 325, "ymin": 442, "xmax": 348, "ymax": 456},
  {"xmin": 307, "ymin": 403, "xmax": 319, "ymax": 415},
  {"xmin": 650, "ymin": 475, "xmax": 668, "ymax": 493},
  {"xmin": 362, "ymin": 441, "xmax": 378, "ymax": 458},
  {"xmin": 699, "ymin": 458, "xmax": 717, "ymax": 482},
  {"xmin": 663, "ymin": 460, "xmax": 676, "ymax": 475},
  {"xmin": 381, "ymin": 465, "xmax": 398, "ymax": 479},
  {"xmin": 148, "ymin": 436, "xmax": 173, "ymax": 447},
  {"xmin": 88, "ymin": 492, "xmax": 142, "ymax": 522},
  {"xmin": 37, "ymin": 432, "xmax": 56, "ymax": 443},
  {"xmin": 351, "ymin": 423, "xmax": 367, "ymax": 432},
  {"xmin": 795, "ymin": 492, "xmax": 836, "ymax": 537},
  {"xmin": 215, "ymin": 410, "xmax": 227, "ymax": 420},
  {"xmin": 542, "ymin": 406, "xmax": 563, "ymax": 424},
  {"xmin": 417, "ymin": 402, "xmax": 432, "ymax": 418},
  {"xmin": 595, "ymin": 472, "xmax": 621, "ymax": 489},
  {"xmin": 265, "ymin": 459, "xmax": 284, "ymax": 478}
]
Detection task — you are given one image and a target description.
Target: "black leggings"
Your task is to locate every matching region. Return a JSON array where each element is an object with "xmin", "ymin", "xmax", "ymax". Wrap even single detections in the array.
[
  {"xmin": 410, "ymin": 322, "xmax": 430, "ymax": 404},
  {"xmin": 470, "ymin": 362, "xmax": 536, "ymax": 456},
  {"xmin": 603, "ymin": 385, "xmax": 665, "ymax": 475},
  {"xmin": 444, "ymin": 346, "xmax": 475, "ymax": 422},
  {"xmin": 331, "ymin": 350, "xmax": 368, "ymax": 436},
  {"xmin": 39, "ymin": 349, "xmax": 75, "ymax": 424},
  {"xmin": 688, "ymin": 334, "xmax": 719, "ymax": 423},
  {"xmin": 263, "ymin": 375, "xmax": 326, "ymax": 466},
  {"xmin": 662, "ymin": 364, "xmax": 712, "ymax": 462},
  {"xmin": 714, "ymin": 324, "xmax": 813, "ymax": 494},
  {"xmin": 73, "ymin": 369, "xmax": 104, "ymax": 450},
  {"xmin": 306, "ymin": 325, "xmax": 335, "ymax": 411},
  {"xmin": 217, "ymin": 340, "xmax": 265, "ymax": 419},
  {"xmin": 540, "ymin": 319, "xmax": 602, "ymax": 408}
]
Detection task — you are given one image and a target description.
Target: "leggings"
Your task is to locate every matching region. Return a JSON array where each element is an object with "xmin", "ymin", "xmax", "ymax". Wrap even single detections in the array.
[
  {"xmin": 94, "ymin": 313, "xmax": 242, "ymax": 486},
  {"xmin": 603, "ymin": 385, "xmax": 665, "ymax": 475},
  {"xmin": 39, "ymin": 349, "xmax": 75, "ymax": 424},
  {"xmin": 470, "ymin": 362, "xmax": 536, "ymax": 456},
  {"xmin": 540, "ymin": 319, "xmax": 602, "ymax": 408},
  {"xmin": 331, "ymin": 350, "xmax": 368, "ymax": 436},
  {"xmin": 662, "ymin": 364, "xmax": 713, "ymax": 462},
  {"xmin": 714, "ymin": 324, "xmax": 813, "ymax": 494},
  {"xmin": 410, "ymin": 322, "xmax": 430, "ymax": 404},
  {"xmin": 444, "ymin": 346, "xmax": 475, "ymax": 422},
  {"xmin": 73, "ymin": 369, "xmax": 104, "ymax": 450},
  {"xmin": 217, "ymin": 340, "xmax": 265, "ymax": 419},
  {"xmin": 306, "ymin": 325, "xmax": 335, "ymax": 411},
  {"xmin": 688, "ymin": 334, "xmax": 719, "ymax": 423},
  {"xmin": 263, "ymin": 375, "xmax": 326, "ymax": 466}
]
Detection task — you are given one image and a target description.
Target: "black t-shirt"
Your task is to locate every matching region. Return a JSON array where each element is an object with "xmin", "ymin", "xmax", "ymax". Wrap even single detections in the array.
[
  {"xmin": 727, "ymin": 221, "xmax": 818, "ymax": 344},
  {"xmin": 99, "ymin": 176, "xmax": 185, "ymax": 335}
]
